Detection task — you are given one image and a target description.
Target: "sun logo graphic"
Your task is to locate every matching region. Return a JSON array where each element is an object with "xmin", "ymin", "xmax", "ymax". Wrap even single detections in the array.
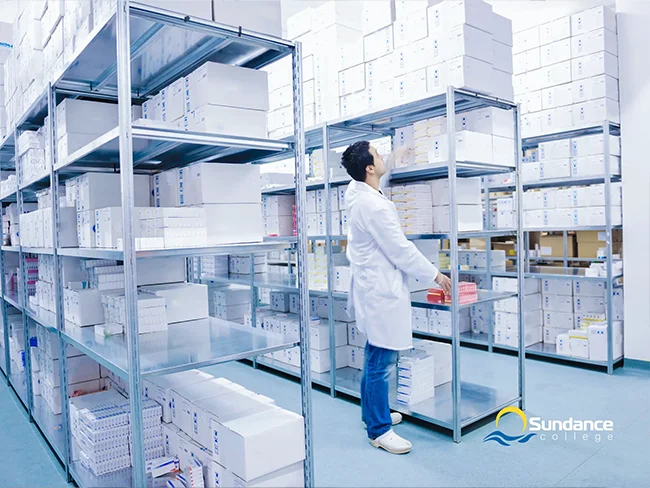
[{"xmin": 483, "ymin": 406, "xmax": 537, "ymax": 446}]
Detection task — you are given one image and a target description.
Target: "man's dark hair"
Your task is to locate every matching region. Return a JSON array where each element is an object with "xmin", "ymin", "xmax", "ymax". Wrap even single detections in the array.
[{"xmin": 341, "ymin": 141, "xmax": 373, "ymax": 182}]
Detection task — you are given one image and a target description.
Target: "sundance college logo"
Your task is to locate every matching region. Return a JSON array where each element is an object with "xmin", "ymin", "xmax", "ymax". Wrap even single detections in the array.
[{"xmin": 483, "ymin": 406, "xmax": 615, "ymax": 446}]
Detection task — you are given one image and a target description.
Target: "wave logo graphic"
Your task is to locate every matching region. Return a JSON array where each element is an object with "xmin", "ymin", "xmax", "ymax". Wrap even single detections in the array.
[{"xmin": 483, "ymin": 406, "xmax": 537, "ymax": 447}]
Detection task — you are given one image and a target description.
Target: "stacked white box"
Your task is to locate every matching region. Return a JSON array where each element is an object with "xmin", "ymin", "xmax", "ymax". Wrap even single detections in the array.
[
  {"xmin": 515, "ymin": 6, "xmax": 619, "ymax": 138},
  {"xmin": 397, "ymin": 349, "xmax": 435, "ymax": 405},
  {"xmin": 139, "ymin": 283, "xmax": 209, "ymax": 324},
  {"xmin": 100, "ymin": 292, "xmax": 168, "ymax": 335},
  {"xmin": 262, "ymin": 195, "xmax": 295, "ymax": 237}
]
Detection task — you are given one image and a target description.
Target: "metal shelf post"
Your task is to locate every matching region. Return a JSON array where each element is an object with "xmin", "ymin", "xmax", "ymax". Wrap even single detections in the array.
[
  {"xmin": 116, "ymin": 0, "xmax": 146, "ymax": 485},
  {"xmin": 603, "ymin": 121, "xmax": 614, "ymax": 375},
  {"xmin": 446, "ymin": 86, "xmax": 462, "ymax": 443},
  {"xmin": 48, "ymin": 82, "xmax": 72, "ymax": 480},
  {"xmin": 514, "ymin": 105, "xmax": 526, "ymax": 410},
  {"xmin": 322, "ymin": 124, "xmax": 337, "ymax": 398},
  {"xmin": 16, "ymin": 125, "xmax": 35, "ymax": 418},
  {"xmin": 0, "ymin": 237, "xmax": 10, "ymax": 382},
  {"xmin": 292, "ymin": 41, "xmax": 315, "ymax": 487},
  {"xmin": 484, "ymin": 177, "xmax": 494, "ymax": 353}
]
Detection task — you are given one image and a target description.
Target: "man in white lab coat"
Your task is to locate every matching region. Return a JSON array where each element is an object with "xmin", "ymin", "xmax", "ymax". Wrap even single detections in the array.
[{"xmin": 341, "ymin": 141, "xmax": 451, "ymax": 454}]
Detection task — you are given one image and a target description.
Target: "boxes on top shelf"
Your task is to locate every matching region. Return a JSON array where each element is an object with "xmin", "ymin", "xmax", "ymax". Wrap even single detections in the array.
[
  {"xmin": 188, "ymin": 62, "xmax": 269, "ymax": 112},
  {"xmin": 571, "ymin": 6, "xmax": 617, "ymax": 36}
]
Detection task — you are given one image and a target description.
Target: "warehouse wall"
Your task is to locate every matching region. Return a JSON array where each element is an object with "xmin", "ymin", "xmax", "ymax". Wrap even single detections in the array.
[{"xmin": 615, "ymin": 0, "xmax": 650, "ymax": 363}]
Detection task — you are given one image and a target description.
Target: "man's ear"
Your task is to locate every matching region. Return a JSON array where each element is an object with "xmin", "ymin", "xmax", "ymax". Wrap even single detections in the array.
[{"xmin": 366, "ymin": 164, "xmax": 375, "ymax": 175}]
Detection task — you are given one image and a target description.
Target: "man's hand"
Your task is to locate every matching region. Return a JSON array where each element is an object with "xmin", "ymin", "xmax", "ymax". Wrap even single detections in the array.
[{"xmin": 435, "ymin": 272, "xmax": 452, "ymax": 296}]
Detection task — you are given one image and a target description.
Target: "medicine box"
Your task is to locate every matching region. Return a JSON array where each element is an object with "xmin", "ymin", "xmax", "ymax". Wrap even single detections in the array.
[
  {"xmin": 190, "ymin": 104, "xmax": 267, "ymax": 139},
  {"xmin": 543, "ymin": 310, "xmax": 574, "ymax": 329},
  {"xmin": 573, "ymin": 280, "xmax": 605, "ymax": 297},
  {"xmin": 188, "ymin": 62, "xmax": 269, "ymax": 112},
  {"xmin": 221, "ymin": 408, "xmax": 305, "ymax": 482},
  {"xmin": 201, "ymin": 204, "xmax": 263, "ymax": 245},
  {"xmin": 310, "ymin": 322, "xmax": 347, "ymax": 351},
  {"xmin": 186, "ymin": 163, "xmax": 260, "ymax": 206},
  {"xmin": 170, "ymin": 378, "xmax": 241, "ymax": 435},
  {"xmin": 56, "ymin": 99, "xmax": 118, "ymax": 138},
  {"xmin": 144, "ymin": 370, "xmax": 214, "ymax": 423},
  {"xmin": 196, "ymin": 389, "xmax": 273, "ymax": 453},
  {"xmin": 139, "ymin": 283, "xmax": 209, "ymax": 323}
]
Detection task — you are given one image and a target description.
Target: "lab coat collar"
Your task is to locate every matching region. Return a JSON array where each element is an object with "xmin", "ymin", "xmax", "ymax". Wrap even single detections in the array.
[{"xmin": 349, "ymin": 179, "xmax": 389, "ymax": 201}]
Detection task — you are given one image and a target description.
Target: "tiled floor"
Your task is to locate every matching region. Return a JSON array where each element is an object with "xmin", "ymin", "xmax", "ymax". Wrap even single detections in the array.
[{"xmin": 2, "ymin": 349, "xmax": 649, "ymax": 487}]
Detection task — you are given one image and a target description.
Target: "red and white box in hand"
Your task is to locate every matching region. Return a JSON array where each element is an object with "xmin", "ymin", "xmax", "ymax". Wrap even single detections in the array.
[{"xmin": 427, "ymin": 282, "xmax": 478, "ymax": 305}]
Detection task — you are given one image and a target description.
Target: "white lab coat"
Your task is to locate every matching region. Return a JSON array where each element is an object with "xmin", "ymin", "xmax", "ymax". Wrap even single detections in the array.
[{"xmin": 345, "ymin": 179, "xmax": 439, "ymax": 351}]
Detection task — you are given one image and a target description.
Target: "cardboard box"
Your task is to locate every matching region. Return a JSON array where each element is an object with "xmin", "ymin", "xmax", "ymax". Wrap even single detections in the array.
[
  {"xmin": 513, "ymin": 26, "xmax": 540, "ymax": 54},
  {"xmin": 571, "ymin": 6, "xmax": 617, "ymax": 35},
  {"xmin": 225, "ymin": 461, "xmax": 304, "ymax": 488},
  {"xmin": 494, "ymin": 293, "xmax": 542, "ymax": 314},
  {"xmin": 571, "ymin": 75, "xmax": 618, "ymax": 104},
  {"xmin": 543, "ymin": 310, "xmax": 574, "ymax": 329},
  {"xmin": 541, "ymin": 278, "xmax": 573, "ymax": 296},
  {"xmin": 198, "ymin": 389, "xmax": 275, "ymax": 455},
  {"xmin": 189, "ymin": 62, "xmax": 269, "ymax": 112},
  {"xmin": 63, "ymin": 288, "xmax": 105, "ymax": 326},
  {"xmin": 573, "ymin": 295, "xmax": 606, "ymax": 314},
  {"xmin": 432, "ymin": 205, "xmax": 482, "ymax": 233},
  {"xmin": 539, "ymin": 16, "xmax": 571, "ymax": 45},
  {"xmin": 571, "ymin": 28, "xmax": 618, "ymax": 58},
  {"xmin": 311, "ymin": 346, "xmax": 349, "ymax": 373},
  {"xmin": 573, "ymin": 97, "xmax": 620, "ymax": 125},
  {"xmin": 571, "ymin": 52, "xmax": 619, "ymax": 81},
  {"xmin": 443, "ymin": 56, "xmax": 493, "ymax": 95},
  {"xmin": 442, "ymin": 24, "xmax": 493, "ymax": 64},
  {"xmin": 201, "ymin": 204, "xmax": 263, "ymax": 244},
  {"xmin": 169, "ymin": 378, "xmax": 238, "ymax": 435},
  {"xmin": 492, "ymin": 12, "xmax": 513, "ymax": 46},
  {"xmin": 541, "ymin": 83, "xmax": 573, "ymax": 110},
  {"xmin": 56, "ymin": 99, "xmax": 118, "ymax": 138},
  {"xmin": 537, "ymin": 234, "xmax": 576, "ymax": 257},
  {"xmin": 428, "ymin": 0, "xmax": 493, "ymax": 33},
  {"xmin": 588, "ymin": 321, "xmax": 623, "ymax": 361},
  {"xmin": 540, "ymin": 39, "xmax": 571, "ymax": 67},
  {"xmin": 221, "ymin": 408, "xmax": 305, "ymax": 481},
  {"xmin": 493, "ymin": 40, "xmax": 513, "ymax": 73},
  {"xmin": 363, "ymin": 25, "xmax": 393, "ymax": 62},
  {"xmin": 190, "ymin": 104, "xmax": 267, "ymax": 138},
  {"xmin": 310, "ymin": 322, "xmax": 348, "ymax": 351},
  {"xmin": 140, "ymin": 283, "xmax": 209, "ymax": 323},
  {"xmin": 573, "ymin": 280, "xmax": 605, "ymax": 297},
  {"xmin": 144, "ymin": 370, "xmax": 214, "ymax": 423},
  {"xmin": 543, "ymin": 326, "xmax": 566, "ymax": 344}
]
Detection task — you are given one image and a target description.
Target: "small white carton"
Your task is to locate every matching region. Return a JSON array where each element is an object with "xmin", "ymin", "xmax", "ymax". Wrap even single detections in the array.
[{"xmin": 221, "ymin": 408, "xmax": 305, "ymax": 482}]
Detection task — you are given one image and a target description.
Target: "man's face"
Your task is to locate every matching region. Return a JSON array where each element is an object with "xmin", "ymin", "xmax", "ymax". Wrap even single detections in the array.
[{"xmin": 367, "ymin": 145, "xmax": 386, "ymax": 178}]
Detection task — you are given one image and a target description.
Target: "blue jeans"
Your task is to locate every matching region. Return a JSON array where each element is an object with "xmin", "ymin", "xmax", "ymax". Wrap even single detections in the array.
[{"xmin": 361, "ymin": 342, "xmax": 398, "ymax": 440}]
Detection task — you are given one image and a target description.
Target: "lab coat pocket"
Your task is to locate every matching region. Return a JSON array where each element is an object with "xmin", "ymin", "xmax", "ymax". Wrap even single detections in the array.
[{"xmin": 372, "ymin": 265, "xmax": 403, "ymax": 300}]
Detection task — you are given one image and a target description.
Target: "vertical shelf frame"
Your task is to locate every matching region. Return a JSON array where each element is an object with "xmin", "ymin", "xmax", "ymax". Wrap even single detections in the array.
[
  {"xmin": 445, "ymin": 86, "xmax": 462, "ymax": 443},
  {"xmin": 291, "ymin": 40, "xmax": 315, "ymax": 487},
  {"xmin": 514, "ymin": 104, "xmax": 526, "ymax": 410},
  {"xmin": 115, "ymin": 0, "xmax": 147, "ymax": 485}
]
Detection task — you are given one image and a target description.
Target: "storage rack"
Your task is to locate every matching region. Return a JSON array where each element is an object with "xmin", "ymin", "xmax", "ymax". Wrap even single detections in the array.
[
  {"xmin": 519, "ymin": 121, "xmax": 623, "ymax": 374},
  {"xmin": 0, "ymin": 2, "xmax": 316, "ymax": 487},
  {"xmin": 240, "ymin": 87, "xmax": 527, "ymax": 443},
  {"xmin": 438, "ymin": 122, "xmax": 623, "ymax": 374}
]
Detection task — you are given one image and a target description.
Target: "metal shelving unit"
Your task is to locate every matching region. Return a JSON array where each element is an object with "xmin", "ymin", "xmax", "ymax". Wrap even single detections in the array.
[
  {"xmin": 518, "ymin": 121, "xmax": 623, "ymax": 374},
  {"xmin": 468, "ymin": 122, "xmax": 624, "ymax": 372},
  {"xmin": 235, "ymin": 87, "xmax": 526, "ymax": 443},
  {"xmin": 0, "ymin": 1, "xmax": 315, "ymax": 487}
]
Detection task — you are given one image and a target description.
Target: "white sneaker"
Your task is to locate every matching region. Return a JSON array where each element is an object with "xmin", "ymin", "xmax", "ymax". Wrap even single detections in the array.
[
  {"xmin": 369, "ymin": 429, "xmax": 412, "ymax": 454},
  {"xmin": 363, "ymin": 412, "xmax": 403, "ymax": 429}
]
